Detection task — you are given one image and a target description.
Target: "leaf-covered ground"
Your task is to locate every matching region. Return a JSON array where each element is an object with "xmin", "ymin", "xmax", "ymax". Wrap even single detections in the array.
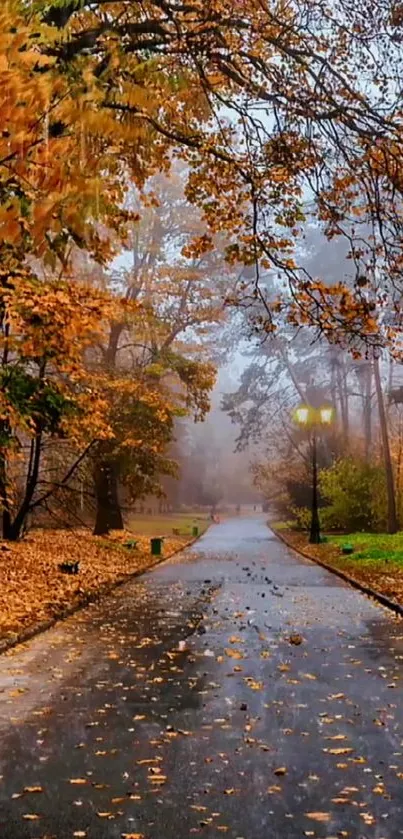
[
  {"xmin": 0, "ymin": 528, "xmax": 193, "ymax": 645},
  {"xmin": 275, "ymin": 529, "xmax": 403, "ymax": 604}
]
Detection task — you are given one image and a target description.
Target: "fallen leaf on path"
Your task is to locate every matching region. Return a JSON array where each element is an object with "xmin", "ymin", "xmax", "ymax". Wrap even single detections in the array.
[
  {"xmin": 305, "ymin": 812, "xmax": 330, "ymax": 823},
  {"xmin": 361, "ymin": 813, "xmax": 375, "ymax": 824},
  {"xmin": 244, "ymin": 677, "xmax": 264, "ymax": 690},
  {"xmin": 225, "ymin": 648, "xmax": 244, "ymax": 660},
  {"xmin": 289, "ymin": 634, "xmax": 303, "ymax": 645},
  {"xmin": 332, "ymin": 797, "xmax": 352, "ymax": 804}
]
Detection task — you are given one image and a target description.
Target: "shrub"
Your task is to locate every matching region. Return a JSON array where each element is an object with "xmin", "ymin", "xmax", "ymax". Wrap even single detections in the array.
[
  {"xmin": 319, "ymin": 457, "xmax": 387, "ymax": 532},
  {"xmin": 290, "ymin": 505, "xmax": 312, "ymax": 531}
]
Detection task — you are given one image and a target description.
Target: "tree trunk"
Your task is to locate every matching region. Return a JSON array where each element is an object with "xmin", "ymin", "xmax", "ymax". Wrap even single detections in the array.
[
  {"xmin": 2, "ymin": 433, "xmax": 43, "ymax": 541},
  {"xmin": 2, "ymin": 515, "xmax": 25, "ymax": 541},
  {"xmin": 92, "ymin": 323, "xmax": 126, "ymax": 534},
  {"xmin": 396, "ymin": 414, "xmax": 403, "ymax": 523},
  {"xmin": 374, "ymin": 355, "xmax": 398, "ymax": 533},
  {"xmin": 107, "ymin": 462, "xmax": 124, "ymax": 530},
  {"xmin": 336, "ymin": 363, "xmax": 349, "ymax": 447},
  {"xmin": 93, "ymin": 456, "xmax": 124, "ymax": 535},
  {"xmin": 309, "ymin": 429, "xmax": 321, "ymax": 544},
  {"xmin": 0, "ymin": 420, "xmax": 12, "ymax": 539},
  {"xmin": 93, "ymin": 460, "xmax": 111, "ymax": 536},
  {"xmin": 364, "ymin": 362, "xmax": 372, "ymax": 461}
]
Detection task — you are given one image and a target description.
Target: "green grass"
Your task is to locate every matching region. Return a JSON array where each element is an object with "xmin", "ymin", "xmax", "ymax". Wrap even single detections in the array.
[
  {"xmin": 328, "ymin": 532, "xmax": 403, "ymax": 567},
  {"xmin": 271, "ymin": 520, "xmax": 403, "ymax": 568},
  {"xmin": 127, "ymin": 513, "xmax": 210, "ymax": 538}
]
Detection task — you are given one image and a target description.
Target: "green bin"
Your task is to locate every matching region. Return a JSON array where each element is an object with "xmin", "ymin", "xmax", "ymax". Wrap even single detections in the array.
[
  {"xmin": 341, "ymin": 543, "xmax": 354, "ymax": 555},
  {"xmin": 192, "ymin": 525, "xmax": 199, "ymax": 537},
  {"xmin": 151, "ymin": 537, "xmax": 163, "ymax": 556}
]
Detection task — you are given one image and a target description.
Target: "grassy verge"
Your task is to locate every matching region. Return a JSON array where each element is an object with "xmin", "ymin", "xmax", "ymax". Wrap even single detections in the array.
[
  {"xmin": 0, "ymin": 521, "xmax": 201, "ymax": 646},
  {"xmin": 128, "ymin": 512, "xmax": 210, "ymax": 538},
  {"xmin": 270, "ymin": 523, "xmax": 403, "ymax": 604}
]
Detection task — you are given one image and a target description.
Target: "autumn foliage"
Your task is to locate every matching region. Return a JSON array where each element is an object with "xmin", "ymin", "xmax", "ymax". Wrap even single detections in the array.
[{"xmin": 2, "ymin": 0, "xmax": 403, "ymax": 537}]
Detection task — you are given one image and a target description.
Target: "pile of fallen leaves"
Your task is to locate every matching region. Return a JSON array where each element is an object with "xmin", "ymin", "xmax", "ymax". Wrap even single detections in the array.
[
  {"xmin": 0, "ymin": 528, "xmax": 191, "ymax": 644},
  {"xmin": 276, "ymin": 530, "xmax": 403, "ymax": 605}
]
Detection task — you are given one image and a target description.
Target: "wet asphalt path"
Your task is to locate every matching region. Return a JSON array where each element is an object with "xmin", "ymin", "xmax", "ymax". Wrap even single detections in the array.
[{"xmin": 1, "ymin": 516, "xmax": 403, "ymax": 838}]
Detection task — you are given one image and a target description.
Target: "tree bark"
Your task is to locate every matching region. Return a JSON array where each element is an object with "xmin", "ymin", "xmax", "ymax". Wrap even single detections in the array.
[
  {"xmin": 107, "ymin": 461, "xmax": 124, "ymax": 529},
  {"xmin": 309, "ymin": 429, "xmax": 321, "ymax": 544},
  {"xmin": 93, "ymin": 460, "xmax": 111, "ymax": 536},
  {"xmin": 0, "ymin": 416, "xmax": 12, "ymax": 539},
  {"xmin": 92, "ymin": 323, "xmax": 126, "ymax": 534},
  {"xmin": 396, "ymin": 414, "xmax": 403, "ymax": 523},
  {"xmin": 93, "ymin": 455, "xmax": 124, "ymax": 535},
  {"xmin": 374, "ymin": 355, "xmax": 398, "ymax": 533},
  {"xmin": 0, "ymin": 454, "xmax": 11, "ymax": 539},
  {"xmin": 2, "ymin": 433, "xmax": 43, "ymax": 541},
  {"xmin": 336, "ymin": 362, "xmax": 349, "ymax": 447},
  {"xmin": 364, "ymin": 362, "xmax": 372, "ymax": 461}
]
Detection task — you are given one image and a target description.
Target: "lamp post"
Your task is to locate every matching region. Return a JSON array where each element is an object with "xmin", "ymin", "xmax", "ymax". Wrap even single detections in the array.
[{"xmin": 293, "ymin": 403, "xmax": 334, "ymax": 544}]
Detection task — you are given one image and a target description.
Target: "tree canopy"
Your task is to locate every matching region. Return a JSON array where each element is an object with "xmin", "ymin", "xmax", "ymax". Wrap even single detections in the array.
[
  {"xmin": 31, "ymin": 0, "xmax": 403, "ymax": 351},
  {"xmin": 3, "ymin": 0, "xmax": 403, "ymax": 536}
]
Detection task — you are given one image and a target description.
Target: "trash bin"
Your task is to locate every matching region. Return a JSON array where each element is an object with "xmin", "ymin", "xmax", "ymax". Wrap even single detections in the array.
[
  {"xmin": 341, "ymin": 543, "xmax": 354, "ymax": 555},
  {"xmin": 192, "ymin": 525, "xmax": 199, "ymax": 537},
  {"xmin": 151, "ymin": 537, "xmax": 163, "ymax": 556}
]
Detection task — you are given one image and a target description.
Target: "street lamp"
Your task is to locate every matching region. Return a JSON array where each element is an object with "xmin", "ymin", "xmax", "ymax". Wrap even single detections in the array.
[{"xmin": 293, "ymin": 402, "xmax": 335, "ymax": 544}]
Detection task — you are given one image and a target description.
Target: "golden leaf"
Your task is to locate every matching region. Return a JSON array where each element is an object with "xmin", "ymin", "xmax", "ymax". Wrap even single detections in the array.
[{"xmin": 305, "ymin": 812, "xmax": 331, "ymax": 822}]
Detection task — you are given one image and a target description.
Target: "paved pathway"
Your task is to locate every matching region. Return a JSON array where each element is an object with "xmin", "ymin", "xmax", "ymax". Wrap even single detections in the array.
[{"xmin": 0, "ymin": 516, "xmax": 403, "ymax": 837}]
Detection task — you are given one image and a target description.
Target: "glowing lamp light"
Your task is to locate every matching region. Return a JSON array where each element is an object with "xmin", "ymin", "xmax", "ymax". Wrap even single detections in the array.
[
  {"xmin": 295, "ymin": 406, "xmax": 309, "ymax": 425},
  {"xmin": 319, "ymin": 407, "xmax": 333, "ymax": 425}
]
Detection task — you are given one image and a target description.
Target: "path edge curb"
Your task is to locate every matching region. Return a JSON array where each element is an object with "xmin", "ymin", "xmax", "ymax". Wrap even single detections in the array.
[
  {"xmin": 271, "ymin": 525, "xmax": 403, "ymax": 618},
  {"xmin": 0, "ymin": 530, "xmax": 206, "ymax": 657}
]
